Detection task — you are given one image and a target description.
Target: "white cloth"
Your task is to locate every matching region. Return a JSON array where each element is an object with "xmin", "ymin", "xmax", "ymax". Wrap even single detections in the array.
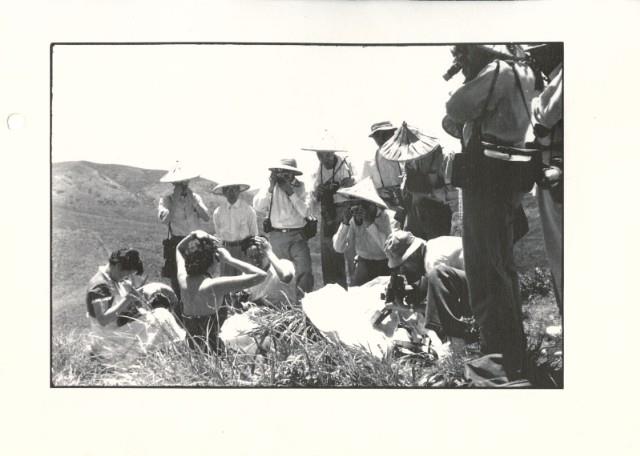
[
  {"xmin": 253, "ymin": 180, "xmax": 310, "ymax": 229},
  {"xmin": 213, "ymin": 199, "xmax": 259, "ymax": 242},
  {"xmin": 87, "ymin": 308, "xmax": 185, "ymax": 365},
  {"xmin": 219, "ymin": 308, "xmax": 265, "ymax": 354}
]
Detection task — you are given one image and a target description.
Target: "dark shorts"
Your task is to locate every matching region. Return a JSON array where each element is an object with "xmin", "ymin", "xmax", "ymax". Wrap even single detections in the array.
[{"xmin": 181, "ymin": 308, "xmax": 228, "ymax": 354}]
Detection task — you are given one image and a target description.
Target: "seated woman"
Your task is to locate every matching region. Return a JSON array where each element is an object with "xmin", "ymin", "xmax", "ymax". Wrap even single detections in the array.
[
  {"xmin": 241, "ymin": 236, "xmax": 295, "ymax": 304},
  {"xmin": 176, "ymin": 230, "xmax": 267, "ymax": 354},
  {"xmin": 86, "ymin": 248, "xmax": 186, "ymax": 365}
]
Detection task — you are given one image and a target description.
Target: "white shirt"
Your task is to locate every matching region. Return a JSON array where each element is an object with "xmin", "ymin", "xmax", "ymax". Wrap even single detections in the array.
[
  {"xmin": 361, "ymin": 149, "xmax": 403, "ymax": 190},
  {"xmin": 247, "ymin": 260, "xmax": 295, "ymax": 301},
  {"xmin": 213, "ymin": 199, "xmax": 259, "ymax": 242},
  {"xmin": 423, "ymin": 236, "xmax": 465, "ymax": 273},
  {"xmin": 158, "ymin": 191, "xmax": 210, "ymax": 236},
  {"xmin": 332, "ymin": 210, "xmax": 393, "ymax": 260},
  {"xmin": 253, "ymin": 180, "xmax": 310, "ymax": 229}
]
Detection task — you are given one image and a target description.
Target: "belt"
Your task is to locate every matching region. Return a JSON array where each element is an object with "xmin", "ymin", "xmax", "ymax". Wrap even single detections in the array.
[{"xmin": 271, "ymin": 226, "xmax": 304, "ymax": 233}]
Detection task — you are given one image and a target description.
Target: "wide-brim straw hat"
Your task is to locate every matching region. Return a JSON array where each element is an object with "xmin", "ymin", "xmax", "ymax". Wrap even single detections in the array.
[
  {"xmin": 384, "ymin": 230, "xmax": 424, "ymax": 269},
  {"xmin": 268, "ymin": 158, "xmax": 303, "ymax": 176},
  {"xmin": 301, "ymin": 129, "xmax": 347, "ymax": 153},
  {"xmin": 211, "ymin": 182, "xmax": 251, "ymax": 195},
  {"xmin": 465, "ymin": 44, "xmax": 527, "ymax": 60},
  {"xmin": 336, "ymin": 177, "xmax": 388, "ymax": 209},
  {"xmin": 378, "ymin": 121, "xmax": 441, "ymax": 162},
  {"xmin": 160, "ymin": 161, "xmax": 200, "ymax": 183},
  {"xmin": 369, "ymin": 121, "xmax": 397, "ymax": 138}
]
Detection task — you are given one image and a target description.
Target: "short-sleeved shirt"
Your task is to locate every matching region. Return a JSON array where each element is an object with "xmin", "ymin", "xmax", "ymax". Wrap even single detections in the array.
[
  {"xmin": 158, "ymin": 191, "xmax": 209, "ymax": 236},
  {"xmin": 213, "ymin": 199, "xmax": 259, "ymax": 242},
  {"xmin": 361, "ymin": 149, "xmax": 403, "ymax": 190}
]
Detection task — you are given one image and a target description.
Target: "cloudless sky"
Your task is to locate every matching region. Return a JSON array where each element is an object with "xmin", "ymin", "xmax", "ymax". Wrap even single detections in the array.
[{"xmin": 52, "ymin": 44, "xmax": 462, "ymax": 189}]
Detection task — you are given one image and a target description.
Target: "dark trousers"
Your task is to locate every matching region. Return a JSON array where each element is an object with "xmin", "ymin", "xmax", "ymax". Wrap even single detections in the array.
[
  {"xmin": 425, "ymin": 265, "xmax": 473, "ymax": 339},
  {"xmin": 352, "ymin": 258, "xmax": 390, "ymax": 287},
  {"xmin": 320, "ymin": 204, "xmax": 347, "ymax": 288},
  {"xmin": 163, "ymin": 235, "xmax": 185, "ymax": 301},
  {"xmin": 404, "ymin": 194, "xmax": 452, "ymax": 241},
  {"xmin": 462, "ymin": 189, "xmax": 526, "ymax": 379},
  {"xmin": 182, "ymin": 309, "xmax": 228, "ymax": 355}
]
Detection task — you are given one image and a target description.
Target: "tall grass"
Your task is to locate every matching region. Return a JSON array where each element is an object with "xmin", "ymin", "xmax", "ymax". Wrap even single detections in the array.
[{"xmin": 52, "ymin": 268, "xmax": 562, "ymax": 388}]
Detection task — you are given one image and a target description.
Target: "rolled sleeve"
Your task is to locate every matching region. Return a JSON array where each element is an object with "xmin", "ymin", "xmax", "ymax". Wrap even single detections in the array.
[{"xmin": 332, "ymin": 223, "xmax": 351, "ymax": 254}]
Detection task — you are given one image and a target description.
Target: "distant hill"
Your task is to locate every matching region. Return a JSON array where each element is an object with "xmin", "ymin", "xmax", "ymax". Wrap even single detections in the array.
[{"xmin": 52, "ymin": 160, "xmax": 546, "ymax": 331}]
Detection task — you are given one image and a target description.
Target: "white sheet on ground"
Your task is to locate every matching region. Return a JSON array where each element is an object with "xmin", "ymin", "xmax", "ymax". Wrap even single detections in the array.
[{"xmin": 301, "ymin": 276, "xmax": 395, "ymax": 359}]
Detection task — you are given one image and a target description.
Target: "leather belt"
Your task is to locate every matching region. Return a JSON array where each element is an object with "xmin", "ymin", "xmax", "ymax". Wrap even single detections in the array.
[{"xmin": 271, "ymin": 227, "xmax": 304, "ymax": 233}]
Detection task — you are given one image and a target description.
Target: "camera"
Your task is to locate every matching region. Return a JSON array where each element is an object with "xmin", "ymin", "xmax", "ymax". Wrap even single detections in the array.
[{"xmin": 263, "ymin": 218, "xmax": 273, "ymax": 233}]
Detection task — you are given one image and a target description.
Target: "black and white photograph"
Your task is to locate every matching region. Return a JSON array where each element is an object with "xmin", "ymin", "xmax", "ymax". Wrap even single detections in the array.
[{"xmin": 51, "ymin": 42, "xmax": 563, "ymax": 388}]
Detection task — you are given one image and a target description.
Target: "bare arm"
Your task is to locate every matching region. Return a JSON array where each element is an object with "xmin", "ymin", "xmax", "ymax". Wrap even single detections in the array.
[
  {"xmin": 158, "ymin": 195, "xmax": 172, "ymax": 224},
  {"xmin": 190, "ymin": 192, "xmax": 210, "ymax": 222},
  {"xmin": 90, "ymin": 290, "xmax": 136, "ymax": 327},
  {"xmin": 201, "ymin": 248, "xmax": 267, "ymax": 295}
]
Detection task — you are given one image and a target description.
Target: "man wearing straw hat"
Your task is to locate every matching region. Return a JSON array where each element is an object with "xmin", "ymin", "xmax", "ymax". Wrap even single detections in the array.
[
  {"xmin": 332, "ymin": 177, "xmax": 393, "ymax": 286},
  {"xmin": 253, "ymin": 158, "xmax": 313, "ymax": 296},
  {"xmin": 378, "ymin": 121, "xmax": 458, "ymax": 241},
  {"xmin": 211, "ymin": 181, "xmax": 258, "ymax": 277},
  {"xmin": 158, "ymin": 161, "xmax": 210, "ymax": 299},
  {"xmin": 303, "ymin": 133, "xmax": 356, "ymax": 289},
  {"xmin": 361, "ymin": 121, "xmax": 404, "ymax": 209}
]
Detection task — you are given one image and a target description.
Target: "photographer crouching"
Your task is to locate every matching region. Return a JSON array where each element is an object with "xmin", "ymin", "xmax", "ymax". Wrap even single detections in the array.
[{"xmin": 443, "ymin": 44, "xmax": 542, "ymax": 382}]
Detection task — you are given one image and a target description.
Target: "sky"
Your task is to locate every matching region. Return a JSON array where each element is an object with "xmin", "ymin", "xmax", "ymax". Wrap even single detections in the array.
[{"xmin": 52, "ymin": 44, "xmax": 463, "ymax": 189}]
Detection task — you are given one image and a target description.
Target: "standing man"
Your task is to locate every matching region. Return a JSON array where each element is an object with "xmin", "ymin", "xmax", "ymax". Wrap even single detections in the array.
[
  {"xmin": 529, "ymin": 43, "xmax": 564, "ymax": 316},
  {"xmin": 333, "ymin": 177, "xmax": 393, "ymax": 286},
  {"xmin": 304, "ymin": 142, "xmax": 355, "ymax": 289},
  {"xmin": 211, "ymin": 181, "xmax": 259, "ymax": 277},
  {"xmin": 361, "ymin": 121, "xmax": 404, "ymax": 209},
  {"xmin": 253, "ymin": 158, "xmax": 313, "ymax": 297},
  {"xmin": 158, "ymin": 161, "xmax": 210, "ymax": 300},
  {"xmin": 445, "ymin": 44, "xmax": 538, "ymax": 380}
]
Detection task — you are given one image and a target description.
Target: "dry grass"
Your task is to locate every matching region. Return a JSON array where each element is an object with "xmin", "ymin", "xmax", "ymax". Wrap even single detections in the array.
[{"xmin": 52, "ymin": 271, "xmax": 562, "ymax": 388}]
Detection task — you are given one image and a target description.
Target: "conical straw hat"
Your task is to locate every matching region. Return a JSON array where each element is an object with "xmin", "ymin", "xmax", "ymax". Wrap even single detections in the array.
[
  {"xmin": 160, "ymin": 161, "xmax": 200, "ymax": 183},
  {"xmin": 211, "ymin": 182, "xmax": 251, "ymax": 195},
  {"xmin": 378, "ymin": 121, "xmax": 441, "ymax": 162},
  {"xmin": 301, "ymin": 129, "xmax": 347, "ymax": 153},
  {"xmin": 336, "ymin": 177, "xmax": 388, "ymax": 209}
]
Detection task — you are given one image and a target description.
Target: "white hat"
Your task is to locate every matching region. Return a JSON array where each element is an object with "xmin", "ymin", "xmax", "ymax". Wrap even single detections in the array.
[
  {"xmin": 336, "ymin": 177, "xmax": 388, "ymax": 209},
  {"xmin": 268, "ymin": 158, "xmax": 303, "ymax": 176},
  {"xmin": 301, "ymin": 129, "xmax": 347, "ymax": 153},
  {"xmin": 369, "ymin": 121, "xmax": 397, "ymax": 137},
  {"xmin": 379, "ymin": 121, "xmax": 441, "ymax": 162},
  {"xmin": 211, "ymin": 182, "xmax": 251, "ymax": 195},
  {"xmin": 384, "ymin": 230, "xmax": 424, "ymax": 269},
  {"xmin": 160, "ymin": 161, "xmax": 199, "ymax": 183}
]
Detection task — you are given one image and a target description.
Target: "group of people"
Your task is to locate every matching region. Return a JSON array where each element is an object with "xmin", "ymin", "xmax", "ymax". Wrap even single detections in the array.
[{"xmin": 84, "ymin": 43, "xmax": 563, "ymax": 385}]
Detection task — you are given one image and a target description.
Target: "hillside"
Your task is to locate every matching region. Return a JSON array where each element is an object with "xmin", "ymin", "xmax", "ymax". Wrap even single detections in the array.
[{"xmin": 52, "ymin": 160, "xmax": 545, "ymax": 331}]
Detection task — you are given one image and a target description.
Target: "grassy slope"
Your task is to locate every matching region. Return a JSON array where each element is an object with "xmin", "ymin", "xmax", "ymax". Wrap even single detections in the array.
[{"xmin": 52, "ymin": 161, "xmax": 561, "ymax": 387}]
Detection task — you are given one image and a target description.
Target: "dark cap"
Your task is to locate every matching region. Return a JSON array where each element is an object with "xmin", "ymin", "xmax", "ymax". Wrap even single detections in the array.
[{"xmin": 109, "ymin": 248, "xmax": 144, "ymax": 275}]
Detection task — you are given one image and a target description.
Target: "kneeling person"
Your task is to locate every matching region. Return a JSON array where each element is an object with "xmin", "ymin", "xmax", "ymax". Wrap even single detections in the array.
[
  {"xmin": 384, "ymin": 231, "xmax": 473, "ymax": 345},
  {"xmin": 333, "ymin": 178, "xmax": 393, "ymax": 287}
]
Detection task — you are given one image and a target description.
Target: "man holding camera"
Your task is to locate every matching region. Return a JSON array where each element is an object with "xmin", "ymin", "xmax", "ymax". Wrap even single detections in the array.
[
  {"xmin": 306, "ymin": 147, "xmax": 356, "ymax": 289},
  {"xmin": 332, "ymin": 177, "xmax": 393, "ymax": 286},
  {"xmin": 444, "ymin": 44, "xmax": 539, "ymax": 380},
  {"xmin": 253, "ymin": 158, "xmax": 313, "ymax": 296},
  {"xmin": 158, "ymin": 162, "xmax": 210, "ymax": 299}
]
